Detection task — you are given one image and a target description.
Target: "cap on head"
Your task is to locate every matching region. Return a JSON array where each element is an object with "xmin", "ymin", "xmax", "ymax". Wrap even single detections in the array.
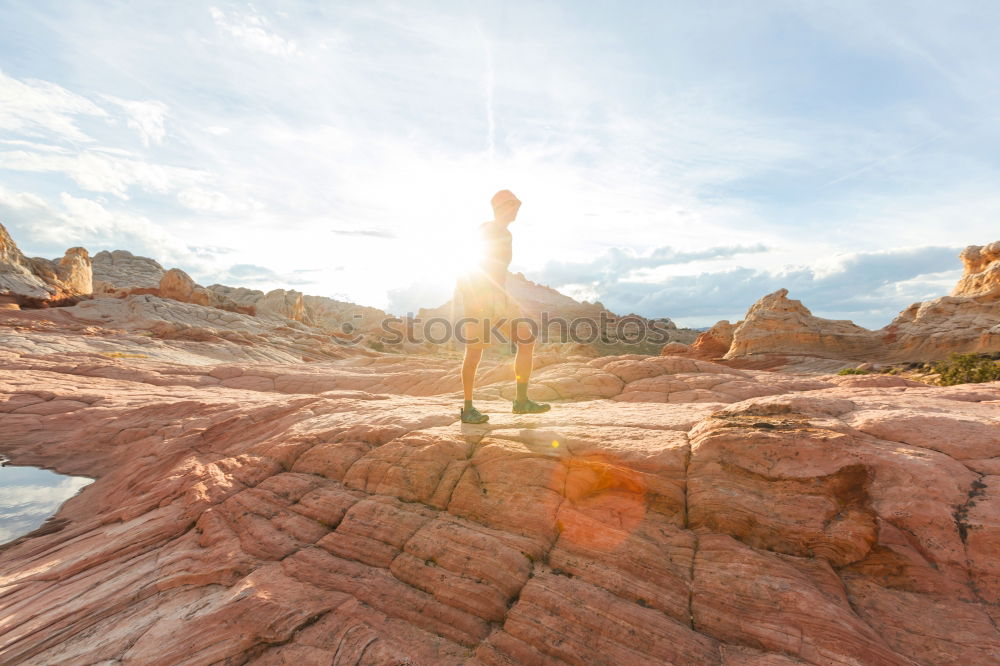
[{"xmin": 491, "ymin": 189, "xmax": 520, "ymax": 210}]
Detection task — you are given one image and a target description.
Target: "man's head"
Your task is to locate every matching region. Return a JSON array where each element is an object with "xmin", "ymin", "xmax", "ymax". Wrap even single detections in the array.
[{"xmin": 491, "ymin": 189, "xmax": 521, "ymax": 224}]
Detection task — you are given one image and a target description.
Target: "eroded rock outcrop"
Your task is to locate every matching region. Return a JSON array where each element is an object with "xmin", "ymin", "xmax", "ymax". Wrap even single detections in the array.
[
  {"xmin": 694, "ymin": 242, "xmax": 1000, "ymax": 364},
  {"xmin": 684, "ymin": 320, "xmax": 735, "ymax": 360},
  {"xmin": 725, "ymin": 289, "xmax": 881, "ymax": 361},
  {"xmin": 0, "ymin": 223, "xmax": 92, "ymax": 308},
  {"xmin": 1, "ymin": 320, "xmax": 998, "ymax": 664},
  {"xmin": 953, "ymin": 241, "xmax": 1000, "ymax": 299},
  {"xmin": 158, "ymin": 268, "xmax": 213, "ymax": 307},
  {"xmin": 91, "ymin": 249, "xmax": 165, "ymax": 297}
]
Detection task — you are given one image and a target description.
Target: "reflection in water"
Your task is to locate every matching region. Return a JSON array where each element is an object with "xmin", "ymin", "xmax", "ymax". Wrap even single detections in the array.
[{"xmin": 0, "ymin": 463, "xmax": 92, "ymax": 544}]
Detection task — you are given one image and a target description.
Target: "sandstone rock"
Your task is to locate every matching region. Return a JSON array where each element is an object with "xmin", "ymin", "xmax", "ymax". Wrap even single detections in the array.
[
  {"xmin": 203, "ymin": 285, "xmax": 311, "ymax": 322},
  {"xmin": 91, "ymin": 249, "xmax": 165, "ymax": 295},
  {"xmin": 0, "ymin": 224, "xmax": 53, "ymax": 302},
  {"xmin": 55, "ymin": 247, "xmax": 93, "ymax": 295},
  {"xmin": 158, "ymin": 268, "xmax": 212, "ymax": 307},
  {"xmin": 205, "ymin": 283, "xmax": 264, "ymax": 311},
  {"xmin": 953, "ymin": 240, "xmax": 1000, "ymax": 299},
  {"xmin": 0, "ymin": 224, "xmax": 92, "ymax": 305},
  {"xmin": 257, "ymin": 288, "xmax": 309, "ymax": 323},
  {"xmin": 726, "ymin": 289, "xmax": 880, "ymax": 361},
  {"xmin": 2, "ymin": 332, "xmax": 999, "ymax": 663},
  {"xmin": 720, "ymin": 244, "xmax": 1000, "ymax": 363},
  {"xmin": 3, "ymin": 223, "xmax": 1000, "ymax": 663},
  {"xmin": 302, "ymin": 293, "xmax": 388, "ymax": 335},
  {"xmin": 883, "ymin": 293, "xmax": 1000, "ymax": 360},
  {"xmin": 690, "ymin": 319, "xmax": 735, "ymax": 359}
]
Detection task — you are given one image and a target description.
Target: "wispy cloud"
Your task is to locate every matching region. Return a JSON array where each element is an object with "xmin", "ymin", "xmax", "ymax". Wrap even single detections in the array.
[
  {"xmin": 0, "ymin": 1, "xmax": 997, "ymax": 324},
  {"xmin": 0, "ymin": 69, "xmax": 106, "ymax": 143},
  {"xmin": 531, "ymin": 244, "xmax": 770, "ymax": 287},
  {"xmin": 209, "ymin": 6, "xmax": 301, "ymax": 58},
  {"xmin": 1, "ymin": 146, "xmax": 205, "ymax": 198},
  {"xmin": 583, "ymin": 245, "xmax": 965, "ymax": 328},
  {"xmin": 329, "ymin": 228, "xmax": 396, "ymax": 239},
  {"xmin": 100, "ymin": 95, "xmax": 169, "ymax": 147}
]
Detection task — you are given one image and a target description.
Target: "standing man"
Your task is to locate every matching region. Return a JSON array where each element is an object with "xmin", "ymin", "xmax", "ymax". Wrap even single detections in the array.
[{"xmin": 459, "ymin": 189, "xmax": 551, "ymax": 424}]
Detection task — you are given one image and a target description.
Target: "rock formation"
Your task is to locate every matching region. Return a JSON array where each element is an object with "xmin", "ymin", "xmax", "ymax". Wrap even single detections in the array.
[
  {"xmin": 2, "ymin": 228, "xmax": 383, "ymax": 339},
  {"xmin": 303, "ymin": 293, "xmax": 389, "ymax": 335},
  {"xmin": 419, "ymin": 272, "xmax": 696, "ymax": 355},
  {"xmin": 158, "ymin": 268, "xmax": 213, "ymax": 307},
  {"xmin": 2, "ymin": 225, "xmax": 1000, "ymax": 663},
  {"xmin": 91, "ymin": 249, "xmax": 165, "ymax": 297},
  {"xmin": 667, "ymin": 242, "xmax": 1000, "ymax": 364},
  {"xmin": 725, "ymin": 289, "xmax": 882, "ymax": 360},
  {"xmin": 0, "ymin": 223, "xmax": 92, "ymax": 308},
  {"xmin": 953, "ymin": 241, "xmax": 1000, "ymax": 299},
  {"xmin": 679, "ymin": 320, "xmax": 735, "ymax": 360},
  {"xmin": 1, "ymin": 311, "xmax": 998, "ymax": 664}
]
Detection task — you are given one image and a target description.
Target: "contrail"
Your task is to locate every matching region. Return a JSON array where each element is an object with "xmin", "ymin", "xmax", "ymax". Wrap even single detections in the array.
[
  {"xmin": 822, "ymin": 127, "xmax": 951, "ymax": 188},
  {"xmin": 474, "ymin": 20, "xmax": 496, "ymax": 163}
]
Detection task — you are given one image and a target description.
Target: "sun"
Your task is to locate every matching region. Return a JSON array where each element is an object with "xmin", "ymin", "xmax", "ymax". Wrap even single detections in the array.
[{"xmin": 402, "ymin": 222, "xmax": 488, "ymax": 297}]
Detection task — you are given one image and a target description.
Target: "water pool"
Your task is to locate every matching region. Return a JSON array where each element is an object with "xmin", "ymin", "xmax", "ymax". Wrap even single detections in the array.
[{"xmin": 0, "ymin": 461, "xmax": 93, "ymax": 544}]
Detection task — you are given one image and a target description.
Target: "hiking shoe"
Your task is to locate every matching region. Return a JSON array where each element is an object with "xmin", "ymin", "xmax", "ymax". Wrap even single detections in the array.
[
  {"xmin": 512, "ymin": 398, "xmax": 551, "ymax": 414},
  {"xmin": 460, "ymin": 405, "xmax": 489, "ymax": 424}
]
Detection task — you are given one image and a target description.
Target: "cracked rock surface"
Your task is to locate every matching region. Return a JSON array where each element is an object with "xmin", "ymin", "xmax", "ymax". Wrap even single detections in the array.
[{"xmin": 1, "ymin": 315, "xmax": 1000, "ymax": 665}]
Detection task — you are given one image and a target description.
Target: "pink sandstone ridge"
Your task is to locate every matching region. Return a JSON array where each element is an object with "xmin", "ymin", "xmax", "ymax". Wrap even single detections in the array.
[{"xmin": 1, "ymin": 225, "xmax": 999, "ymax": 664}]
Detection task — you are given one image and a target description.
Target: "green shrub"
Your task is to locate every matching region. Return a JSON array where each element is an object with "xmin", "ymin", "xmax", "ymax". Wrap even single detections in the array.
[
  {"xmin": 933, "ymin": 353, "xmax": 1000, "ymax": 386},
  {"xmin": 837, "ymin": 368, "xmax": 869, "ymax": 375}
]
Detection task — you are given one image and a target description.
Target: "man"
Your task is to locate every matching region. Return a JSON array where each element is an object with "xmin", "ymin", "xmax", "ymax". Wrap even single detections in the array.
[{"xmin": 458, "ymin": 189, "xmax": 551, "ymax": 424}]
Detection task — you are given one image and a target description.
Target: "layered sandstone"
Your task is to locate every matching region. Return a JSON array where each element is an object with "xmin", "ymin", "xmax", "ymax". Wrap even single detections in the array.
[
  {"xmin": 883, "ymin": 241, "xmax": 1000, "ymax": 359},
  {"xmin": 683, "ymin": 242, "xmax": 1000, "ymax": 364},
  {"xmin": 159, "ymin": 268, "xmax": 213, "ymax": 307},
  {"xmin": 3, "ymin": 227, "xmax": 384, "ymax": 340},
  {"xmin": 724, "ymin": 289, "xmax": 881, "ymax": 361},
  {"xmin": 953, "ymin": 241, "xmax": 1000, "ymax": 299},
  {"xmin": 1, "ymin": 309, "xmax": 999, "ymax": 664},
  {"xmin": 91, "ymin": 249, "xmax": 165, "ymax": 296},
  {"xmin": 207, "ymin": 285, "xmax": 311, "ymax": 323},
  {"xmin": 677, "ymin": 320, "xmax": 735, "ymax": 360},
  {"xmin": 0, "ymin": 223, "xmax": 92, "ymax": 307}
]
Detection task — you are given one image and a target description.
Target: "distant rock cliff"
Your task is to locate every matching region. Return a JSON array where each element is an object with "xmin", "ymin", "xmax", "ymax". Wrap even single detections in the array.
[{"xmin": 670, "ymin": 241, "xmax": 1000, "ymax": 363}]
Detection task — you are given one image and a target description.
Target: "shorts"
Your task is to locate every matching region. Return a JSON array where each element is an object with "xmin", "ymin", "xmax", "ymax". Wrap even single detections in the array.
[{"xmin": 460, "ymin": 286, "xmax": 530, "ymax": 350}]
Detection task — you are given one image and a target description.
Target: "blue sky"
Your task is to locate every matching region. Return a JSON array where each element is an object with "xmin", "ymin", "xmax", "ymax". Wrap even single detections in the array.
[{"xmin": 1, "ymin": 1, "xmax": 998, "ymax": 328}]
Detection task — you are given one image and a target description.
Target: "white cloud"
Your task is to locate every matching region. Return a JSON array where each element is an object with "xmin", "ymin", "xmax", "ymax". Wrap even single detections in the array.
[
  {"xmin": 0, "ymin": 185, "xmax": 212, "ymax": 271},
  {"xmin": 0, "ymin": 69, "xmax": 106, "ymax": 143},
  {"xmin": 101, "ymin": 95, "xmax": 169, "ymax": 146},
  {"xmin": 209, "ymin": 6, "xmax": 301, "ymax": 58},
  {"xmin": 0, "ymin": 147, "xmax": 206, "ymax": 199},
  {"xmin": 558, "ymin": 245, "xmax": 968, "ymax": 328},
  {"xmin": 178, "ymin": 187, "xmax": 240, "ymax": 213},
  {"xmin": 1, "ymin": 2, "xmax": 999, "ymax": 320}
]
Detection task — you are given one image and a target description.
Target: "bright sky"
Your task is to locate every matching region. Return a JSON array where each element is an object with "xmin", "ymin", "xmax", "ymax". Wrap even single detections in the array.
[{"xmin": 1, "ymin": 1, "xmax": 998, "ymax": 328}]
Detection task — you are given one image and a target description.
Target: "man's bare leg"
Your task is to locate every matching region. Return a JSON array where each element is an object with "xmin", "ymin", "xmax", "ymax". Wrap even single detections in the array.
[
  {"xmin": 460, "ymin": 346, "xmax": 489, "ymax": 423},
  {"xmin": 514, "ymin": 340, "xmax": 534, "ymax": 395},
  {"xmin": 512, "ymin": 321, "xmax": 550, "ymax": 413},
  {"xmin": 462, "ymin": 346, "xmax": 483, "ymax": 403}
]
